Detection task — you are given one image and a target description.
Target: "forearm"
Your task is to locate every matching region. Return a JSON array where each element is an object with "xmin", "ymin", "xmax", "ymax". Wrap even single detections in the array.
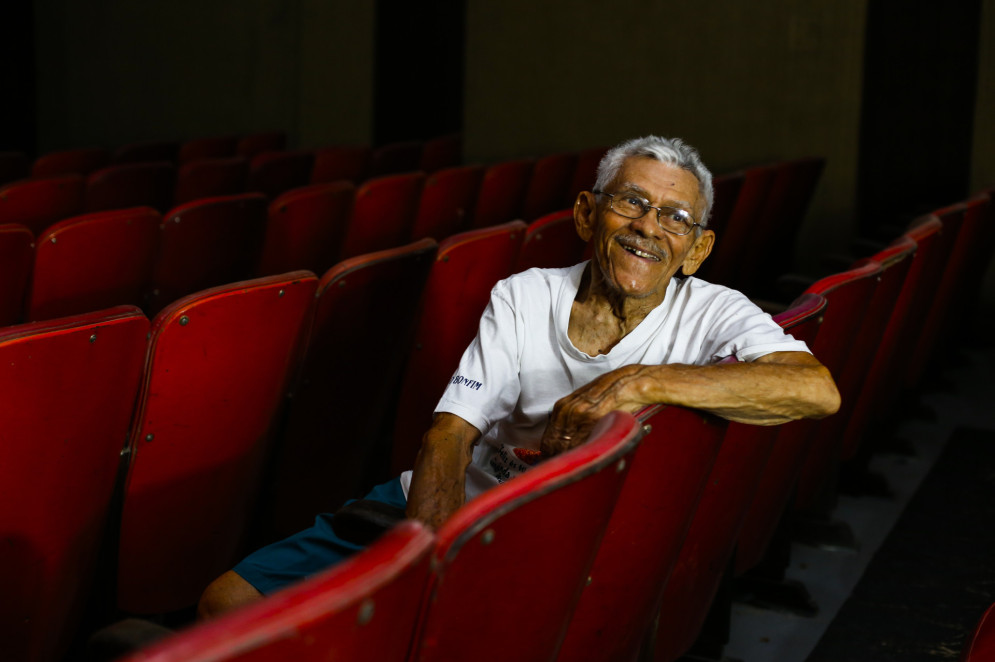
[
  {"xmin": 630, "ymin": 354, "xmax": 840, "ymax": 425},
  {"xmin": 405, "ymin": 413, "xmax": 480, "ymax": 530}
]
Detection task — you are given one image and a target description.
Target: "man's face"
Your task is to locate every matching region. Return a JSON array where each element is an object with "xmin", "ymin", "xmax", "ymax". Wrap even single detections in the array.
[{"xmin": 576, "ymin": 156, "xmax": 714, "ymax": 303}]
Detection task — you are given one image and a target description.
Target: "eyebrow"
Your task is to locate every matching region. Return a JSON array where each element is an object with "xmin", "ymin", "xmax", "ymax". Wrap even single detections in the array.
[{"xmin": 616, "ymin": 182, "xmax": 694, "ymax": 211}]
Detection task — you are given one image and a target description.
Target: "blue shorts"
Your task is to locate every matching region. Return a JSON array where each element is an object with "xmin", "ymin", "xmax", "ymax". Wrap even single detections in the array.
[{"xmin": 234, "ymin": 478, "xmax": 407, "ymax": 595}]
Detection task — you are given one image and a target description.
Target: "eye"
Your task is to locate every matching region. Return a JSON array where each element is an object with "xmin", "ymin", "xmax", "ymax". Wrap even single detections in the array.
[
  {"xmin": 621, "ymin": 194, "xmax": 648, "ymax": 209},
  {"xmin": 666, "ymin": 209, "xmax": 692, "ymax": 224}
]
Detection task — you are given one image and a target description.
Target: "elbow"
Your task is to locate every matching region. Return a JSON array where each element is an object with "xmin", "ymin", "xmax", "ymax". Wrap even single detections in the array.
[{"xmin": 813, "ymin": 368, "xmax": 841, "ymax": 419}]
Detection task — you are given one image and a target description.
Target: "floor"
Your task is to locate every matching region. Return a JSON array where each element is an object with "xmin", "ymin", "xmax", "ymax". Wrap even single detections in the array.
[{"xmin": 723, "ymin": 312, "xmax": 995, "ymax": 662}]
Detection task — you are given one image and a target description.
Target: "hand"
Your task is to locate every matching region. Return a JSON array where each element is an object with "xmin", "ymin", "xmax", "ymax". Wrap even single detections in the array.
[{"xmin": 539, "ymin": 365, "xmax": 649, "ymax": 457}]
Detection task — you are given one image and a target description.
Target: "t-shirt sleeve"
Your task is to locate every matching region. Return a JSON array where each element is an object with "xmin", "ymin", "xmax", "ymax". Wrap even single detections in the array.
[
  {"xmin": 434, "ymin": 284, "xmax": 522, "ymax": 436},
  {"xmin": 700, "ymin": 289, "xmax": 812, "ymax": 362}
]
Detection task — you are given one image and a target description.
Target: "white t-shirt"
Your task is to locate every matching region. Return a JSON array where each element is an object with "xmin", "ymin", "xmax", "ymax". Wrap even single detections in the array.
[{"xmin": 400, "ymin": 262, "xmax": 810, "ymax": 501}]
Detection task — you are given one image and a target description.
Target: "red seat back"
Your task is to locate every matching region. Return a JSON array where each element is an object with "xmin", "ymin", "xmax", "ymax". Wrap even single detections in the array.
[
  {"xmin": 411, "ymin": 411, "xmax": 644, "ymax": 662},
  {"xmin": 410, "ymin": 164, "xmax": 484, "ymax": 241},
  {"xmin": 705, "ymin": 164, "xmax": 777, "ymax": 289},
  {"xmin": 692, "ymin": 172, "xmax": 745, "ymax": 280},
  {"xmin": 367, "ymin": 140, "xmax": 423, "ymax": 178},
  {"xmin": 113, "ymin": 140, "xmax": 179, "ymax": 165},
  {"xmin": 563, "ymin": 146, "xmax": 608, "ymax": 208},
  {"xmin": 962, "ymin": 602, "xmax": 995, "ymax": 662},
  {"xmin": 516, "ymin": 208, "xmax": 587, "ymax": 272},
  {"xmin": 235, "ymin": 131, "xmax": 286, "ymax": 159},
  {"xmin": 32, "ymin": 147, "xmax": 110, "ymax": 178},
  {"xmin": 470, "ymin": 158, "xmax": 534, "ymax": 229},
  {"xmin": 559, "ymin": 406, "xmax": 726, "ymax": 662},
  {"xmin": 340, "ymin": 171, "xmax": 425, "ymax": 259},
  {"xmin": 419, "ymin": 133, "xmax": 461, "ymax": 173},
  {"xmin": 794, "ymin": 262, "xmax": 881, "ymax": 510},
  {"xmin": 85, "ymin": 162, "xmax": 175, "ymax": 213},
  {"xmin": 266, "ymin": 239, "xmax": 437, "ymax": 539},
  {"xmin": 310, "ymin": 144, "xmax": 371, "ymax": 184},
  {"xmin": 0, "ymin": 223, "xmax": 33, "ymax": 326},
  {"xmin": 173, "ymin": 156, "xmax": 248, "ymax": 206},
  {"xmin": 120, "ymin": 522, "xmax": 434, "ymax": 662},
  {"xmin": 117, "ymin": 272, "xmax": 318, "ymax": 613},
  {"xmin": 178, "ymin": 136, "xmax": 237, "ymax": 165},
  {"xmin": 651, "ymin": 293, "xmax": 828, "ymax": 660},
  {"xmin": 734, "ymin": 293, "xmax": 828, "ymax": 574},
  {"xmin": 522, "ymin": 152, "xmax": 578, "ymax": 221},
  {"xmin": 246, "ymin": 151, "xmax": 314, "ymax": 200},
  {"xmin": 28, "ymin": 207, "xmax": 160, "ymax": 321},
  {"xmin": 0, "ymin": 307, "xmax": 149, "ymax": 662},
  {"xmin": 390, "ymin": 221, "xmax": 526, "ymax": 474},
  {"xmin": 149, "ymin": 193, "xmax": 268, "ymax": 314},
  {"xmin": 0, "ymin": 174, "xmax": 86, "ymax": 236},
  {"xmin": 256, "ymin": 181, "xmax": 356, "ymax": 276}
]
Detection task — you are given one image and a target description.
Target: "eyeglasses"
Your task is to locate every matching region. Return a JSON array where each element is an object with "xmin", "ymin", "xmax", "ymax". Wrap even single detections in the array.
[{"xmin": 593, "ymin": 189, "xmax": 700, "ymax": 236}]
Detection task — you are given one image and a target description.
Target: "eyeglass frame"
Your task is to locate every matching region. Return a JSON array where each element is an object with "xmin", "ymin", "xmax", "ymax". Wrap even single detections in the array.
[{"xmin": 592, "ymin": 189, "xmax": 702, "ymax": 236}]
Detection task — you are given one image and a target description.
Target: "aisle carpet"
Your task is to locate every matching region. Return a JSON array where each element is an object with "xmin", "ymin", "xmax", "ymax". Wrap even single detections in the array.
[{"xmin": 806, "ymin": 427, "xmax": 995, "ymax": 661}]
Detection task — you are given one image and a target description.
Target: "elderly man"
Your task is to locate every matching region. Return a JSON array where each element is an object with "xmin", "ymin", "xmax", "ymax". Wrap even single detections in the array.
[{"xmin": 199, "ymin": 135, "xmax": 840, "ymax": 617}]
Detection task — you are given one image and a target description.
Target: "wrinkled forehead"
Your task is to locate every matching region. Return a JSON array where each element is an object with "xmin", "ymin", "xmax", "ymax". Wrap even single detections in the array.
[{"xmin": 613, "ymin": 157, "xmax": 703, "ymax": 211}]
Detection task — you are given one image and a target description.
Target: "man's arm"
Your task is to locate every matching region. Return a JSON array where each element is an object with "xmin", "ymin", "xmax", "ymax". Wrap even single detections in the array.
[
  {"xmin": 405, "ymin": 413, "xmax": 482, "ymax": 530},
  {"xmin": 540, "ymin": 351, "xmax": 840, "ymax": 456}
]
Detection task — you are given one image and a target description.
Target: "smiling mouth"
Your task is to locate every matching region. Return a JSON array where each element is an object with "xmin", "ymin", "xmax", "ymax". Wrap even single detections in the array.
[{"xmin": 620, "ymin": 243, "xmax": 661, "ymax": 261}]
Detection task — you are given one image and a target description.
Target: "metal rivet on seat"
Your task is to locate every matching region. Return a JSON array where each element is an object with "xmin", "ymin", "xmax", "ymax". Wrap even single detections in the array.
[
  {"xmin": 278, "ymin": 289, "xmax": 285, "ymax": 297},
  {"xmin": 145, "ymin": 433, "xmax": 154, "ymax": 442},
  {"xmin": 88, "ymin": 334, "xmax": 97, "ymax": 343},
  {"xmin": 642, "ymin": 424, "xmax": 652, "ymax": 435},
  {"xmin": 179, "ymin": 316, "xmax": 189, "ymax": 326},
  {"xmin": 616, "ymin": 458, "xmax": 626, "ymax": 472},
  {"xmin": 50, "ymin": 237, "xmax": 57, "ymax": 244},
  {"xmin": 356, "ymin": 599, "xmax": 375, "ymax": 626},
  {"xmin": 481, "ymin": 529, "xmax": 495, "ymax": 545},
  {"xmin": 586, "ymin": 576, "xmax": 593, "ymax": 586}
]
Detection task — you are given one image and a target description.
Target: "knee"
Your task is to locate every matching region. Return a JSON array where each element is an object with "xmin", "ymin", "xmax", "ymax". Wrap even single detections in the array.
[{"xmin": 197, "ymin": 570, "xmax": 263, "ymax": 621}]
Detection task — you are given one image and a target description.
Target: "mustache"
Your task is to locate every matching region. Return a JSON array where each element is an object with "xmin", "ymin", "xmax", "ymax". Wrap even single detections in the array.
[{"xmin": 615, "ymin": 234, "xmax": 667, "ymax": 260}]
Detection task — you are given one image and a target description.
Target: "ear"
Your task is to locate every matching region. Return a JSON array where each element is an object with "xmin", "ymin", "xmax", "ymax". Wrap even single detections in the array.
[
  {"xmin": 680, "ymin": 229, "xmax": 715, "ymax": 276},
  {"xmin": 573, "ymin": 191, "xmax": 599, "ymax": 242}
]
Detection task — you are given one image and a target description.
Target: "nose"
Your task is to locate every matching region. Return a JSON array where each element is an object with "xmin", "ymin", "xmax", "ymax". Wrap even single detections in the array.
[{"xmin": 629, "ymin": 209, "xmax": 664, "ymax": 238}]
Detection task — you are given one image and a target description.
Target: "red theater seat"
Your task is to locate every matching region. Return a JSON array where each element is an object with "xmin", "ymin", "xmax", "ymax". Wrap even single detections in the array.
[
  {"xmin": 256, "ymin": 181, "xmax": 355, "ymax": 277},
  {"xmin": 470, "ymin": 158, "xmax": 534, "ymax": 229},
  {"xmin": 410, "ymin": 411, "xmax": 644, "ymax": 662},
  {"xmin": 117, "ymin": 272, "xmax": 318, "ymax": 614},
  {"xmin": 28, "ymin": 207, "xmax": 160, "ymax": 321},
  {"xmin": 419, "ymin": 133, "xmax": 461, "ymax": 173},
  {"xmin": 119, "ymin": 522, "xmax": 434, "ymax": 662},
  {"xmin": 246, "ymin": 151, "xmax": 314, "ymax": 200},
  {"xmin": 0, "ymin": 224, "xmax": 33, "ymax": 326},
  {"xmin": 0, "ymin": 307, "xmax": 149, "ymax": 662},
  {"xmin": 235, "ymin": 131, "xmax": 286, "ymax": 159},
  {"xmin": 367, "ymin": 140, "xmax": 423, "ymax": 178},
  {"xmin": 390, "ymin": 221, "xmax": 526, "ymax": 475},
  {"xmin": 0, "ymin": 174, "xmax": 86, "ymax": 236},
  {"xmin": 962, "ymin": 602, "xmax": 995, "ymax": 662},
  {"xmin": 340, "ymin": 171, "xmax": 425, "ymax": 259},
  {"xmin": 178, "ymin": 136, "xmax": 237, "ymax": 165},
  {"xmin": 522, "ymin": 152, "xmax": 578, "ymax": 221},
  {"xmin": 563, "ymin": 146, "xmax": 608, "ymax": 208},
  {"xmin": 148, "ymin": 193, "xmax": 268, "ymax": 314},
  {"xmin": 113, "ymin": 140, "xmax": 179, "ymax": 165},
  {"xmin": 558, "ymin": 405, "xmax": 726, "ymax": 662},
  {"xmin": 266, "ymin": 239, "xmax": 437, "ymax": 538},
  {"xmin": 85, "ymin": 162, "xmax": 175, "ymax": 213},
  {"xmin": 410, "ymin": 164, "xmax": 484, "ymax": 241},
  {"xmin": 310, "ymin": 144, "xmax": 370, "ymax": 184},
  {"xmin": 31, "ymin": 147, "xmax": 110, "ymax": 178},
  {"xmin": 173, "ymin": 157, "xmax": 248, "ymax": 206},
  {"xmin": 516, "ymin": 208, "xmax": 587, "ymax": 272}
]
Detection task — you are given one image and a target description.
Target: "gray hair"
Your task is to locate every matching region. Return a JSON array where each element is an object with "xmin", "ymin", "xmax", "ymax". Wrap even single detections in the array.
[{"xmin": 594, "ymin": 135, "xmax": 714, "ymax": 228}]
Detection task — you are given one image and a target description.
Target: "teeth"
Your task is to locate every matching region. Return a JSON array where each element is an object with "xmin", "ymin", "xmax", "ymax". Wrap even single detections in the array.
[{"xmin": 625, "ymin": 245, "xmax": 659, "ymax": 260}]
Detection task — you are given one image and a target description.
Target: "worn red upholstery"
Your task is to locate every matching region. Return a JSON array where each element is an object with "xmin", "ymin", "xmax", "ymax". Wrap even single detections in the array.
[
  {"xmin": 113, "ymin": 140, "xmax": 179, "ymax": 165},
  {"xmin": 340, "ymin": 171, "xmax": 425, "ymax": 259},
  {"xmin": 563, "ymin": 146, "xmax": 607, "ymax": 207},
  {"xmin": 266, "ymin": 239, "xmax": 437, "ymax": 538},
  {"xmin": 0, "ymin": 174, "xmax": 85, "ymax": 236},
  {"xmin": 793, "ymin": 262, "xmax": 881, "ymax": 510},
  {"xmin": 0, "ymin": 224, "xmax": 33, "ymax": 326},
  {"xmin": 558, "ymin": 406, "xmax": 726, "ymax": 662},
  {"xmin": 419, "ymin": 133, "xmax": 461, "ymax": 173},
  {"xmin": 173, "ymin": 157, "xmax": 248, "ymax": 206},
  {"xmin": 235, "ymin": 131, "xmax": 286, "ymax": 159},
  {"xmin": 256, "ymin": 181, "xmax": 355, "ymax": 276},
  {"xmin": 28, "ymin": 207, "xmax": 160, "ymax": 321},
  {"xmin": 310, "ymin": 144, "xmax": 370, "ymax": 184},
  {"xmin": 0, "ymin": 306, "xmax": 149, "ymax": 662},
  {"xmin": 411, "ymin": 411, "xmax": 644, "ymax": 662},
  {"xmin": 31, "ymin": 147, "xmax": 110, "ymax": 178},
  {"xmin": 246, "ymin": 150, "xmax": 315, "ymax": 200},
  {"xmin": 390, "ymin": 221, "xmax": 526, "ymax": 475},
  {"xmin": 704, "ymin": 164, "xmax": 777, "ymax": 289},
  {"xmin": 522, "ymin": 152, "xmax": 578, "ymax": 221},
  {"xmin": 411, "ymin": 164, "xmax": 484, "ymax": 241},
  {"xmin": 117, "ymin": 272, "xmax": 318, "ymax": 613},
  {"xmin": 178, "ymin": 136, "xmax": 237, "ymax": 165},
  {"xmin": 85, "ymin": 162, "xmax": 175, "ymax": 213},
  {"xmin": 516, "ymin": 208, "xmax": 587, "ymax": 273},
  {"xmin": 735, "ymin": 293, "xmax": 827, "ymax": 574},
  {"xmin": 470, "ymin": 158, "xmax": 534, "ymax": 229},
  {"xmin": 961, "ymin": 602, "xmax": 995, "ymax": 662},
  {"xmin": 652, "ymin": 293, "xmax": 828, "ymax": 661},
  {"xmin": 121, "ymin": 522, "xmax": 434, "ymax": 662},
  {"xmin": 367, "ymin": 140, "xmax": 423, "ymax": 178},
  {"xmin": 148, "ymin": 193, "xmax": 268, "ymax": 314}
]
